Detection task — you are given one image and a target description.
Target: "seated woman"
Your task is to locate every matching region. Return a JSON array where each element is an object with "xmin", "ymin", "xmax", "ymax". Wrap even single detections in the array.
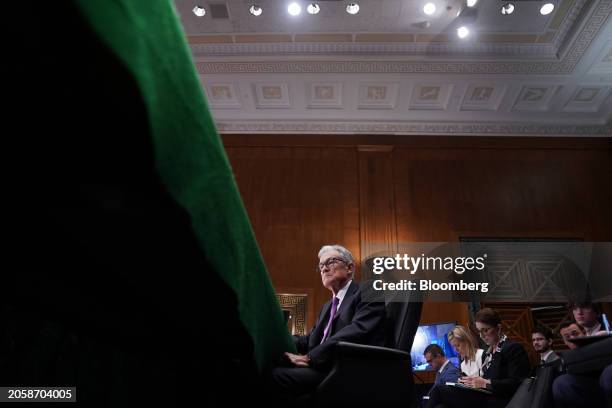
[
  {"xmin": 427, "ymin": 308, "xmax": 530, "ymax": 408},
  {"xmin": 448, "ymin": 325, "xmax": 483, "ymax": 377}
]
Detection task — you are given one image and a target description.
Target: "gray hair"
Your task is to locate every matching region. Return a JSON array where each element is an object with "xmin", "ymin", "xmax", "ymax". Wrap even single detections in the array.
[{"xmin": 318, "ymin": 244, "xmax": 355, "ymax": 265}]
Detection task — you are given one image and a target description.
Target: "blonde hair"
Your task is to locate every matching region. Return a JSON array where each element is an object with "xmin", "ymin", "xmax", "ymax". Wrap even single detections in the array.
[{"xmin": 448, "ymin": 325, "xmax": 479, "ymax": 363}]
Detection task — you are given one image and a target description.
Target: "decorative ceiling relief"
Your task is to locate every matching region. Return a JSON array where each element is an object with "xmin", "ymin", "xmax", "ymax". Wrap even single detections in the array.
[
  {"xmin": 563, "ymin": 86, "xmax": 611, "ymax": 112},
  {"xmin": 358, "ymin": 83, "xmax": 399, "ymax": 109},
  {"xmin": 252, "ymin": 83, "xmax": 291, "ymax": 108},
  {"xmin": 308, "ymin": 83, "xmax": 343, "ymax": 109},
  {"xmin": 409, "ymin": 84, "xmax": 453, "ymax": 110},
  {"xmin": 205, "ymin": 83, "xmax": 242, "ymax": 109},
  {"xmin": 513, "ymin": 85, "xmax": 562, "ymax": 112},
  {"xmin": 460, "ymin": 84, "xmax": 506, "ymax": 111}
]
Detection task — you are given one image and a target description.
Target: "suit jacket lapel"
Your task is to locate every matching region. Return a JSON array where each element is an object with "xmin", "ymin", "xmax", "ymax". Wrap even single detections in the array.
[
  {"xmin": 441, "ymin": 363, "xmax": 449, "ymax": 377},
  {"xmin": 320, "ymin": 300, "xmax": 332, "ymax": 324},
  {"xmin": 314, "ymin": 282, "xmax": 359, "ymax": 345},
  {"xmin": 334, "ymin": 281, "xmax": 358, "ymax": 321},
  {"xmin": 312, "ymin": 299, "xmax": 332, "ymax": 344}
]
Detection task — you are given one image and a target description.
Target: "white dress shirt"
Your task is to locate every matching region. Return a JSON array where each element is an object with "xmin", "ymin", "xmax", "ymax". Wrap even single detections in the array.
[
  {"xmin": 335, "ymin": 279, "xmax": 352, "ymax": 309},
  {"xmin": 461, "ymin": 349, "xmax": 484, "ymax": 377},
  {"xmin": 541, "ymin": 350, "xmax": 555, "ymax": 363}
]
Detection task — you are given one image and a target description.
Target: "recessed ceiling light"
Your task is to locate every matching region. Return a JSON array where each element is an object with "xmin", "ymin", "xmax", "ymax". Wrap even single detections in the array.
[
  {"xmin": 346, "ymin": 3, "xmax": 360, "ymax": 15},
  {"xmin": 423, "ymin": 3, "xmax": 436, "ymax": 16},
  {"xmin": 457, "ymin": 26, "xmax": 469, "ymax": 39},
  {"xmin": 288, "ymin": 2, "xmax": 302, "ymax": 16},
  {"xmin": 500, "ymin": 3, "xmax": 514, "ymax": 15},
  {"xmin": 466, "ymin": 0, "xmax": 478, "ymax": 7},
  {"xmin": 192, "ymin": 5, "xmax": 206, "ymax": 17},
  {"xmin": 307, "ymin": 3, "xmax": 320, "ymax": 15},
  {"xmin": 249, "ymin": 5, "xmax": 263, "ymax": 16},
  {"xmin": 540, "ymin": 3, "xmax": 555, "ymax": 15}
]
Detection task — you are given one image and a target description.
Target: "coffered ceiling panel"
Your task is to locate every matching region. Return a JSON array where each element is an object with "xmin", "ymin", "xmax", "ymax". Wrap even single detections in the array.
[
  {"xmin": 253, "ymin": 82, "xmax": 292, "ymax": 108},
  {"xmin": 460, "ymin": 83, "xmax": 506, "ymax": 111},
  {"xmin": 205, "ymin": 82, "xmax": 242, "ymax": 109},
  {"xmin": 307, "ymin": 82, "xmax": 343, "ymax": 109},
  {"xmin": 358, "ymin": 82, "xmax": 400, "ymax": 109},
  {"xmin": 409, "ymin": 83, "xmax": 453, "ymax": 110},
  {"xmin": 513, "ymin": 85, "xmax": 562, "ymax": 112},
  {"xmin": 563, "ymin": 85, "xmax": 611, "ymax": 112}
]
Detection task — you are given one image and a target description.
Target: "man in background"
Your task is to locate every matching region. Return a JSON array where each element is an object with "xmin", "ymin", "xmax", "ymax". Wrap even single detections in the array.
[
  {"xmin": 553, "ymin": 303, "xmax": 611, "ymax": 407},
  {"xmin": 424, "ymin": 344, "xmax": 461, "ymax": 391},
  {"xmin": 570, "ymin": 301, "xmax": 604, "ymax": 336},
  {"xmin": 559, "ymin": 321, "xmax": 586, "ymax": 350},
  {"xmin": 532, "ymin": 326, "xmax": 559, "ymax": 364}
]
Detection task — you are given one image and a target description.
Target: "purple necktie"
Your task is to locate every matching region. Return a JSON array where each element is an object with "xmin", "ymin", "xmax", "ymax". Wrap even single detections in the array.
[{"xmin": 320, "ymin": 297, "xmax": 339, "ymax": 344}]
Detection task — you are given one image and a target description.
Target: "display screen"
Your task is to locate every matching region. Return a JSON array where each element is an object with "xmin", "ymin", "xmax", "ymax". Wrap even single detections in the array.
[{"xmin": 411, "ymin": 322, "xmax": 460, "ymax": 371}]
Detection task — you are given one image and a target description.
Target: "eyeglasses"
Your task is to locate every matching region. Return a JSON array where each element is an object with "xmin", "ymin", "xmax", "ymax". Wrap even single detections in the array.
[{"xmin": 317, "ymin": 257, "xmax": 347, "ymax": 272}]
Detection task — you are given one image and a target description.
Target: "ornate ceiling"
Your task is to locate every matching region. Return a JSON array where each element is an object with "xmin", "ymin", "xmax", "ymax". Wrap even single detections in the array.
[{"xmin": 174, "ymin": 0, "xmax": 612, "ymax": 136}]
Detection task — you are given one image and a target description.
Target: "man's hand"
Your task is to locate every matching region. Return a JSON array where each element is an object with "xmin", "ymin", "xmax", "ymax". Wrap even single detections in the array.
[
  {"xmin": 458, "ymin": 376, "xmax": 490, "ymax": 389},
  {"xmin": 284, "ymin": 352, "xmax": 310, "ymax": 367}
]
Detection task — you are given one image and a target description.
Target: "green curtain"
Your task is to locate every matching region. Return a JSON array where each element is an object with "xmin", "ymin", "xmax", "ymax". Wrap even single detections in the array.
[{"xmin": 72, "ymin": 0, "xmax": 296, "ymax": 369}]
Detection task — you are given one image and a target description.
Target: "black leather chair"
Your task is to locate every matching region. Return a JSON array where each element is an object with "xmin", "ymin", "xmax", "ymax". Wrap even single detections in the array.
[{"xmin": 312, "ymin": 297, "xmax": 423, "ymax": 407}]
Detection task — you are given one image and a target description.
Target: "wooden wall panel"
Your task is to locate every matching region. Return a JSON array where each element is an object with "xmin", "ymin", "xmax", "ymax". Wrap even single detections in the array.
[
  {"xmin": 224, "ymin": 136, "xmax": 612, "ymax": 347},
  {"xmin": 225, "ymin": 146, "xmax": 360, "ymax": 329},
  {"xmin": 393, "ymin": 148, "xmax": 612, "ymax": 241},
  {"xmin": 358, "ymin": 146, "xmax": 398, "ymax": 260}
]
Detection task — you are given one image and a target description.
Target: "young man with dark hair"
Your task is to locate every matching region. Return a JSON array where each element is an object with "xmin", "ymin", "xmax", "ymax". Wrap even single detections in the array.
[
  {"xmin": 553, "ymin": 303, "xmax": 611, "ymax": 407},
  {"xmin": 424, "ymin": 344, "xmax": 461, "ymax": 390},
  {"xmin": 568, "ymin": 301, "xmax": 604, "ymax": 336},
  {"xmin": 532, "ymin": 326, "xmax": 559, "ymax": 364},
  {"xmin": 559, "ymin": 321, "xmax": 586, "ymax": 350}
]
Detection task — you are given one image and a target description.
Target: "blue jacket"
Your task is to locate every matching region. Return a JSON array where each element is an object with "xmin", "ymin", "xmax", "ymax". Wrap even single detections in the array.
[{"xmin": 434, "ymin": 360, "xmax": 462, "ymax": 386}]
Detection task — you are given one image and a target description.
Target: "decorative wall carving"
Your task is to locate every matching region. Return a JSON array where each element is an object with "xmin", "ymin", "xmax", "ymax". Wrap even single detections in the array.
[{"xmin": 277, "ymin": 293, "xmax": 307, "ymax": 336}]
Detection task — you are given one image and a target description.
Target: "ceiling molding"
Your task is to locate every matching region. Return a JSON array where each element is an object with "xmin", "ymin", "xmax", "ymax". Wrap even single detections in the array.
[
  {"xmin": 195, "ymin": 0, "xmax": 612, "ymax": 75},
  {"xmin": 191, "ymin": 41, "xmax": 558, "ymax": 58},
  {"xmin": 189, "ymin": 0, "xmax": 587, "ymax": 59},
  {"xmin": 180, "ymin": 0, "xmax": 612, "ymax": 137},
  {"xmin": 554, "ymin": 0, "xmax": 590, "ymax": 50},
  {"xmin": 215, "ymin": 120, "xmax": 612, "ymax": 137}
]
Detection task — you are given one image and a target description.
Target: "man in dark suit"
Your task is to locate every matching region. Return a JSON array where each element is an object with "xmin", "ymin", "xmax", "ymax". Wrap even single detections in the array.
[
  {"xmin": 424, "ymin": 344, "xmax": 461, "ymax": 389},
  {"xmin": 270, "ymin": 244, "xmax": 386, "ymax": 399}
]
